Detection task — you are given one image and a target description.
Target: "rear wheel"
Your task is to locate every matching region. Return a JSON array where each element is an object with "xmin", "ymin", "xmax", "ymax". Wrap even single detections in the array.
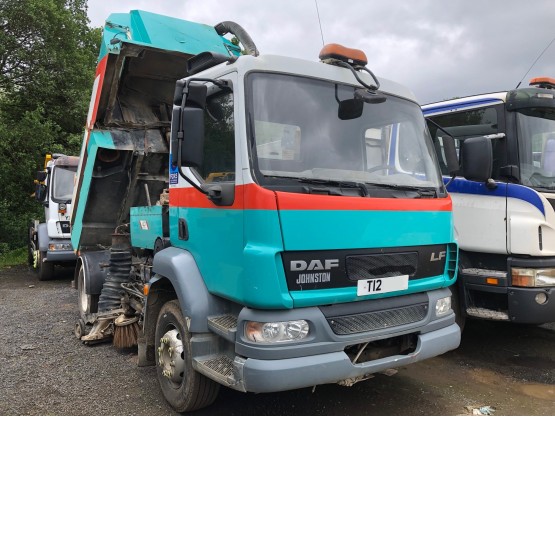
[
  {"xmin": 37, "ymin": 251, "xmax": 55, "ymax": 281},
  {"xmin": 155, "ymin": 299, "xmax": 219, "ymax": 413},
  {"xmin": 77, "ymin": 264, "xmax": 98, "ymax": 319}
]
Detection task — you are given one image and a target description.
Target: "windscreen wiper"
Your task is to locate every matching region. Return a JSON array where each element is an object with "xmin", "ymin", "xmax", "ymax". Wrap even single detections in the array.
[
  {"xmin": 298, "ymin": 178, "xmax": 368, "ymax": 197},
  {"xmin": 362, "ymin": 182, "xmax": 438, "ymax": 197},
  {"xmin": 264, "ymin": 175, "xmax": 368, "ymax": 196}
]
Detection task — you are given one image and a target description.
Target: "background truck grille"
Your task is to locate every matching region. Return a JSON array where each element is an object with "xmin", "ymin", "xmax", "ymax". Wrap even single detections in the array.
[
  {"xmin": 327, "ymin": 303, "xmax": 428, "ymax": 335},
  {"xmin": 346, "ymin": 252, "xmax": 418, "ymax": 280}
]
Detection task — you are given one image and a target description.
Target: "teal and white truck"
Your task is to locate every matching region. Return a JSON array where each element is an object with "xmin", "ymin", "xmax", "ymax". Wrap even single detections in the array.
[{"xmin": 71, "ymin": 10, "xmax": 466, "ymax": 412}]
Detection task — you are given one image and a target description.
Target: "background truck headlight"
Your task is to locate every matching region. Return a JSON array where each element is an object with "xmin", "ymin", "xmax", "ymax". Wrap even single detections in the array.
[
  {"xmin": 435, "ymin": 296, "xmax": 451, "ymax": 317},
  {"xmin": 245, "ymin": 320, "xmax": 309, "ymax": 343},
  {"xmin": 512, "ymin": 268, "xmax": 555, "ymax": 287}
]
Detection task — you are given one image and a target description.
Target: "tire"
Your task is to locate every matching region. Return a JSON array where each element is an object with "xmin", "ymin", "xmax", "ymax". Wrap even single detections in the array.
[
  {"xmin": 155, "ymin": 299, "xmax": 219, "ymax": 413},
  {"xmin": 37, "ymin": 251, "xmax": 55, "ymax": 281},
  {"xmin": 28, "ymin": 225, "xmax": 36, "ymax": 266},
  {"xmin": 77, "ymin": 264, "xmax": 99, "ymax": 318}
]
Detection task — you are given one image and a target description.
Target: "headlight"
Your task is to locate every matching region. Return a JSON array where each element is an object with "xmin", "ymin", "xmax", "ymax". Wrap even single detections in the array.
[
  {"xmin": 245, "ymin": 320, "xmax": 309, "ymax": 344},
  {"xmin": 512, "ymin": 268, "xmax": 555, "ymax": 287},
  {"xmin": 435, "ymin": 296, "xmax": 451, "ymax": 317},
  {"xmin": 48, "ymin": 243, "xmax": 73, "ymax": 251}
]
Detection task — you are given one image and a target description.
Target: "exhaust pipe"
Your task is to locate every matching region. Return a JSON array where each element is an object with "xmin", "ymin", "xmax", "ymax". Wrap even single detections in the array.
[{"xmin": 214, "ymin": 21, "xmax": 259, "ymax": 57}]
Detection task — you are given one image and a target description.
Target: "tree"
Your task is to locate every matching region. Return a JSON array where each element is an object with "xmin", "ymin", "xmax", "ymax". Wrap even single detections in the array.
[{"xmin": 0, "ymin": 0, "xmax": 100, "ymax": 251}]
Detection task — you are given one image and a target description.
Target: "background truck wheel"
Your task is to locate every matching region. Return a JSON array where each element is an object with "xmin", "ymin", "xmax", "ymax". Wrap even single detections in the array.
[
  {"xmin": 77, "ymin": 264, "xmax": 98, "ymax": 318},
  {"xmin": 37, "ymin": 251, "xmax": 55, "ymax": 281},
  {"xmin": 155, "ymin": 299, "xmax": 219, "ymax": 413},
  {"xmin": 28, "ymin": 225, "xmax": 36, "ymax": 266}
]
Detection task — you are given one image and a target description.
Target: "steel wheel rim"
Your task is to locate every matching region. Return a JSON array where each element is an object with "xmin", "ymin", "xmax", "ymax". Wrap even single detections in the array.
[{"xmin": 157, "ymin": 328, "xmax": 186, "ymax": 388}]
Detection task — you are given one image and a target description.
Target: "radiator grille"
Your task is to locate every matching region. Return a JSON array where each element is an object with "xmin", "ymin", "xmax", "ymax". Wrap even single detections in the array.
[
  {"xmin": 327, "ymin": 303, "xmax": 428, "ymax": 335},
  {"xmin": 346, "ymin": 252, "xmax": 418, "ymax": 280}
]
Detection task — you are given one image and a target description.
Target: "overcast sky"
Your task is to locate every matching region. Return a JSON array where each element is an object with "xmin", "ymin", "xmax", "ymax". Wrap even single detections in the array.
[{"xmin": 87, "ymin": 0, "xmax": 555, "ymax": 104}]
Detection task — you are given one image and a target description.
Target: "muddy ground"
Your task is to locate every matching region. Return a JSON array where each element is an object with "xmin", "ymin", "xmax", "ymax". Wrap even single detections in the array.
[{"xmin": 0, "ymin": 264, "xmax": 553, "ymax": 415}]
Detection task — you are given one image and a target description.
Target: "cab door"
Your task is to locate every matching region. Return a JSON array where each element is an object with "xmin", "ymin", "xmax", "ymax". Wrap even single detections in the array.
[{"xmin": 426, "ymin": 103, "xmax": 509, "ymax": 255}]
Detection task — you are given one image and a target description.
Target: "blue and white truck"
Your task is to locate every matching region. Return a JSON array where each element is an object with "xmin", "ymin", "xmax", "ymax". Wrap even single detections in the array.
[
  {"xmin": 423, "ymin": 77, "xmax": 555, "ymax": 327},
  {"xmin": 70, "ymin": 10, "xmax": 469, "ymax": 412}
]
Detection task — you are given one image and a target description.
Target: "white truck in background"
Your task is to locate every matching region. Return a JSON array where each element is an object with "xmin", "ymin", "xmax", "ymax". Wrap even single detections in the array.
[
  {"xmin": 423, "ymin": 77, "xmax": 555, "ymax": 328},
  {"xmin": 29, "ymin": 154, "xmax": 78, "ymax": 280}
]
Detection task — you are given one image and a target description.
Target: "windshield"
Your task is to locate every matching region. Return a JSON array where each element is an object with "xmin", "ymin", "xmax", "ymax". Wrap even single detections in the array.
[
  {"xmin": 516, "ymin": 108, "xmax": 555, "ymax": 190},
  {"xmin": 247, "ymin": 72, "xmax": 444, "ymax": 197},
  {"xmin": 51, "ymin": 166, "xmax": 76, "ymax": 202}
]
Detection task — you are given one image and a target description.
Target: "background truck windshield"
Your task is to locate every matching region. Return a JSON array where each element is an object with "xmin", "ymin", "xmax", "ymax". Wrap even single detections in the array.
[
  {"xmin": 247, "ymin": 72, "xmax": 443, "ymax": 195},
  {"xmin": 517, "ymin": 108, "xmax": 555, "ymax": 190},
  {"xmin": 52, "ymin": 166, "xmax": 77, "ymax": 202}
]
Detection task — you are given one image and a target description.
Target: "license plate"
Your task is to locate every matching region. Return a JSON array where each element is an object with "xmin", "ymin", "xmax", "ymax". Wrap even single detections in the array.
[{"xmin": 357, "ymin": 275, "xmax": 409, "ymax": 296}]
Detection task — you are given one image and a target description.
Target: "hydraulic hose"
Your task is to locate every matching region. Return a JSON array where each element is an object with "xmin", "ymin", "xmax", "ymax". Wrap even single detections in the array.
[{"xmin": 214, "ymin": 21, "xmax": 259, "ymax": 57}]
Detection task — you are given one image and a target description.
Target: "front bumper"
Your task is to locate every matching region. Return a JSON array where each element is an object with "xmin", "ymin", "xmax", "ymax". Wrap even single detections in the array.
[
  {"xmin": 44, "ymin": 248, "xmax": 77, "ymax": 263},
  {"xmin": 235, "ymin": 323, "xmax": 460, "ymax": 393},
  {"xmin": 508, "ymin": 286, "xmax": 555, "ymax": 324},
  {"xmin": 229, "ymin": 288, "xmax": 460, "ymax": 393}
]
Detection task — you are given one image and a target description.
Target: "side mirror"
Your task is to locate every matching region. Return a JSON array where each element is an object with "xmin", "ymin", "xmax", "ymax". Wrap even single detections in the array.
[
  {"xmin": 338, "ymin": 98, "xmax": 363, "ymax": 120},
  {"xmin": 35, "ymin": 183, "xmax": 47, "ymax": 203},
  {"xmin": 442, "ymin": 135, "xmax": 459, "ymax": 176},
  {"xmin": 36, "ymin": 171, "xmax": 47, "ymax": 182},
  {"xmin": 170, "ymin": 82, "xmax": 207, "ymax": 168},
  {"xmin": 461, "ymin": 136, "xmax": 493, "ymax": 183}
]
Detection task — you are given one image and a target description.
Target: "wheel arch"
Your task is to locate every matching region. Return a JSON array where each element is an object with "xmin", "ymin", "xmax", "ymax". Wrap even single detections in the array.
[
  {"xmin": 150, "ymin": 247, "xmax": 228, "ymax": 334},
  {"xmin": 76, "ymin": 250, "xmax": 110, "ymax": 295},
  {"xmin": 36, "ymin": 222, "xmax": 50, "ymax": 252}
]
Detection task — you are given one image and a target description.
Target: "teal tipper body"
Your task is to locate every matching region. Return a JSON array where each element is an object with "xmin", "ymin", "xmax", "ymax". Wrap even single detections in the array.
[
  {"xmin": 170, "ymin": 206, "xmax": 456, "ymax": 310},
  {"xmin": 98, "ymin": 10, "xmax": 240, "ymax": 61}
]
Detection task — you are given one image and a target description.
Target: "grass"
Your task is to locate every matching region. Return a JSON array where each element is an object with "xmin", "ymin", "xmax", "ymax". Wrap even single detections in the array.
[{"xmin": 0, "ymin": 247, "xmax": 27, "ymax": 269}]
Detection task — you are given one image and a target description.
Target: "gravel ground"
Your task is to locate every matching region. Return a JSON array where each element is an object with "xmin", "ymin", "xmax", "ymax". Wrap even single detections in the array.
[
  {"xmin": 1, "ymin": 263, "xmax": 554, "ymax": 416},
  {"xmin": 0, "ymin": 265, "xmax": 173, "ymax": 415}
]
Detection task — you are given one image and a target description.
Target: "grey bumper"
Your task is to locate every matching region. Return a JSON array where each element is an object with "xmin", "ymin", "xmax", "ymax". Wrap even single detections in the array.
[
  {"xmin": 44, "ymin": 248, "xmax": 77, "ymax": 263},
  {"xmin": 236, "ymin": 323, "xmax": 460, "ymax": 393}
]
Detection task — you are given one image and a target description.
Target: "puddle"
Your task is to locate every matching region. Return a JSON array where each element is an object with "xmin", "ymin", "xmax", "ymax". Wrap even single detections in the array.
[{"xmin": 519, "ymin": 384, "xmax": 555, "ymax": 401}]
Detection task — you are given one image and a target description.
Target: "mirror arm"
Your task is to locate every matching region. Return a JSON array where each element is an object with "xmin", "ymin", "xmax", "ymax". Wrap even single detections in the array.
[{"xmin": 334, "ymin": 60, "xmax": 380, "ymax": 91}]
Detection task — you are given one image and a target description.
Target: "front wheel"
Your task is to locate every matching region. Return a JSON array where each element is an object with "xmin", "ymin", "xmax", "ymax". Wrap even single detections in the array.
[
  {"xmin": 37, "ymin": 251, "xmax": 55, "ymax": 281},
  {"xmin": 155, "ymin": 299, "xmax": 219, "ymax": 413}
]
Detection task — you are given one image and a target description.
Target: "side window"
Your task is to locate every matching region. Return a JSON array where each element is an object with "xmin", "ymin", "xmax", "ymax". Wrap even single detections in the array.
[
  {"xmin": 198, "ymin": 91, "xmax": 235, "ymax": 183},
  {"xmin": 429, "ymin": 106, "xmax": 504, "ymax": 178}
]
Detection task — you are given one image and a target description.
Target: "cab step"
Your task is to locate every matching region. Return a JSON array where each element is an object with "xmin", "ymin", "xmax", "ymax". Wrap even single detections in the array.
[
  {"xmin": 207, "ymin": 314, "xmax": 237, "ymax": 342},
  {"xmin": 466, "ymin": 307, "xmax": 509, "ymax": 320},
  {"xmin": 193, "ymin": 354, "xmax": 239, "ymax": 387}
]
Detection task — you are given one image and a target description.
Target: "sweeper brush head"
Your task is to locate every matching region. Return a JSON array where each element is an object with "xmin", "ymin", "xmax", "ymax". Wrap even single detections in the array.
[{"xmin": 113, "ymin": 314, "xmax": 140, "ymax": 349}]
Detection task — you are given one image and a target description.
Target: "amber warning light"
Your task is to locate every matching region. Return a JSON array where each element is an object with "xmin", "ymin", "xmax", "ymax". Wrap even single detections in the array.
[
  {"xmin": 529, "ymin": 76, "xmax": 555, "ymax": 89},
  {"xmin": 319, "ymin": 43, "xmax": 368, "ymax": 68}
]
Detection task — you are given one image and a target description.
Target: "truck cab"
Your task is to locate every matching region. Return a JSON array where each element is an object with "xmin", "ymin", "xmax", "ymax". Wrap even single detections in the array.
[
  {"xmin": 423, "ymin": 78, "xmax": 555, "ymax": 325},
  {"xmin": 29, "ymin": 154, "xmax": 78, "ymax": 280}
]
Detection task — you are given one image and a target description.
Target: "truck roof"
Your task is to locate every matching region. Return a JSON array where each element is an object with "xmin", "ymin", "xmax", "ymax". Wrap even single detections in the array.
[
  {"xmin": 200, "ymin": 53, "xmax": 419, "ymax": 103},
  {"xmin": 422, "ymin": 92, "xmax": 508, "ymax": 115}
]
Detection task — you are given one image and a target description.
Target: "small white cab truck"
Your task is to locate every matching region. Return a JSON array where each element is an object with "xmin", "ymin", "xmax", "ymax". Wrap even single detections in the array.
[{"xmin": 29, "ymin": 153, "xmax": 78, "ymax": 280}]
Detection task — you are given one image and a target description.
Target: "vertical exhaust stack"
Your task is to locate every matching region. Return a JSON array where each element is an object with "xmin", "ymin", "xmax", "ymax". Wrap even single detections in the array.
[{"xmin": 214, "ymin": 21, "xmax": 259, "ymax": 57}]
